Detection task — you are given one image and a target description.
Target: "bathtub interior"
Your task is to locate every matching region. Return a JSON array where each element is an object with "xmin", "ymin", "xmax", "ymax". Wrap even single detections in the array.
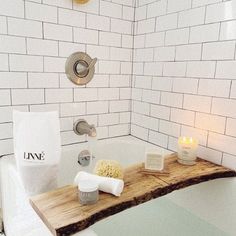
[{"xmin": 1, "ymin": 135, "xmax": 236, "ymax": 236}]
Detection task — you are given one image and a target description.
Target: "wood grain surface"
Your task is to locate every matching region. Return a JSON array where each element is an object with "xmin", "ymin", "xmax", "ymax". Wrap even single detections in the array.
[{"xmin": 30, "ymin": 155, "xmax": 236, "ymax": 236}]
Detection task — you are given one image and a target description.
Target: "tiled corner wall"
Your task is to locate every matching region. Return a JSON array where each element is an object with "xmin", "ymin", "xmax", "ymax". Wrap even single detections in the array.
[
  {"xmin": 0, "ymin": 0, "xmax": 135, "ymax": 156},
  {"xmin": 131, "ymin": 0, "xmax": 236, "ymax": 169}
]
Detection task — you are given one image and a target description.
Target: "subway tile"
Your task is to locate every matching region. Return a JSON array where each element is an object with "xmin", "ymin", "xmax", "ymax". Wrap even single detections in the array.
[
  {"xmin": 0, "ymin": 72, "xmax": 27, "ymax": 88},
  {"xmin": 131, "ymin": 124, "xmax": 148, "ymax": 140},
  {"xmin": 45, "ymin": 89, "xmax": 73, "ymax": 103},
  {"xmin": 109, "ymin": 124, "xmax": 130, "ymax": 137},
  {"xmin": 100, "ymin": 1, "xmax": 122, "ymax": 18},
  {"xmin": 161, "ymin": 92, "xmax": 183, "ymax": 108},
  {"xmin": 208, "ymin": 132, "xmax": 236, "ymax": 156},
  {"xmin": 120, "ymin": 112, "xmax": 131, "ymax": 124},
  {"xmin": 170, "ymin": 108, "xmax": 195, "ymax": 126},
  {"xmin": 176, "ymin": 44, "xmax": 202, "ymax": 61},
  {"xmin": 110, "ymin": 48, "xmax": 132, "ymax": 62},
  {"xmin": 60, "ymin": 103, "xmax": 86, "ymax": 117},
  {"xmin": 122, "ymin": 35, "xmax": 133, "ymax": 48},
  {"xmin": 44, "ymin": 57, "xmax": 66, "ymax": 73},
  {"xmin": 111, "ymin": 19, "xmax": 132, "ymax": 34},
  {"xmin": 206, "ymin": 1, "xmax": 236, "ymax": 23},
  {"xmin": 132, "ymin": 100, "xmax": 149, "ymax": 115},
  {"xmin": 0, "ymin": 16, "xmax": 7, "ymax": 34},
  {"xmin": 156, "ymin": 13, "xmax": 178, "ymax": 32},
  {"xmin": 147, "ymin": 0, "xmax": 167, "ymax": 18},
  {"xmin": 123, "ymin": 6, "xmax": 135, "ymax": 21},
  {"xmin": 99, "ymin": 32, "xmax": 121, "ymax": 47},
  {"xmin": 137, "ymin": 18, "xmax": 155, "ymax": 34},
  {"xmin": 0, "ymin": 139, "xmax": 13, "ymax": 155},
  {"xmin": 0, "ymin": 0, "xmax": 24, "ymax": 18},
  {"xmin": 151, "ymin": 104, "xmax": 170, "ymax": 120},
  {"xmin": 212, "ymin": 98, "xmax": 236, "ymax": 118},
  {"xmin": 216, "ymin": 61, "xmax": 236, "ymax": 79},
  {"xmin": 10, "ymin": 55, "xmax": 43, "ymax": 72},
  {"xmin": 178, "ymin": 7, "xmax": 205, "ymax": 28},
  {"xmin": 135, "ymin": 76, "xmax": 152, "ymax": 89},
  {"xmin": 26, "ymin": 2, "xmax": 57, "ymax": 23},
  {"xmin": 192, "ymin": 0, "xmax": 221, "ymax": 8},
  {"xmin": 190, "ymin": 23, "xmax": 220, "ymax": 43},
  {"xmin": 0, "ymin": 123, "xmax": 12, "ymax": 140},
  {"xmin": 231, "ymin": 81, "xmax": 236, "ymax": 99},
  {"xmin": 87, "ymin": 74, "xmax": 110, "ymax": 88},
  {"xmin": 59, "ymin": 8, "xmax": 85, "ymax": 28},
  {"xmin": 30, "ymin": 103, "xmax": 59, "ymax": 112},
  {"xmin": 198, "ymin": 79, "xmax": 231, "ymax": 98},
  {"xmin": 152, "ymin": 77, "xmax": 173, "ymax": 92},
  {"xmin": 99, "ymin": 61, "xmax": 120, "ymax": 74},
  {"xmin": 172, "ymin": 78, "xmax": 198, "ymax": 94},
  {"xmin": 28, "ymin": 73, "xmax": 59, "ymax": 88},
  {"xmin": 74, "ymin": 28, "xmax": 98, "ymax": 45},
  {"xmin": 8, "ymin": 18, "xmax": 42, "ymax": 38},
  {"xmin": 220, "ymin": 20, "xmax": 236, "ymax": 40},
  {"xmin": 186, "ymin": 61, "xmax": 216, "ymax": 78},
  {"xmin": 87, "ymin": 45, "xmax": 110, "ymax": 60},
  {"xmin": 163, "ymin": 62, "xmax": 186, "ymax": 77},
  {"xmin": 159, "ymin": 120, "xmax": 181, "ymax": 137},
  {"xmin": 12, "ymin": 89, "xmax": 44, "ymax": 105},
  {"xmin": 149, "ymin": 130, "xmax": 168, "ymax": 148},
  {"xmin": 226, "ymin": 118, "xmax": 236, "ymax": 137},
  {"xmin": 0, "ymin": 35, "xmax": 26, "ymax": 54},
  {"xmin": 0, "ymin": 90, "xmax": 11, "ymax": 106},
  {"xmin": 144, "ymin": 62, "xmax": 163, "ymax": 76},
  {"xmin": 135, "ymin": 5, "xmax": 147, "ymax": 21},
  {"xmin": 134, "ymin": 35, "xmax": 145, "ymax": 49},
  {"xmin": 120, "ymin": 88, "xmax": 131, "ymax": 99},
  {"xmin": 202, "ymin": 41, "xmax": 235, "ymax": 60},
  {"xmin": 145, "ymin": 32, "xmax": 165, "ymax": 47},
  {"xmin": 110, "ymin": 75, "xmax": 131, "ymax": 87},
  {"xmin": 142, "ymin": 90, "xmax": 160, "ymax": 104},
  {"xmin": 87, "ymin": 14, "xmax": 110, "ymax": 31},
  {"xmin": 59, "ymin": 42, "xmax": 85, "ymax": 57},
  {"xmin": 154, "ymin": 47, "xmax": 175, "ymax": 62},
  {"xmin": 165, "ymin": 28, "xmax": 189, "ymax": 46},
  {"xmin": 43, "ymin": 0, "xmax": 72, "ymax": 8},
  {"xmin": 198, "ymin": 146, "xmax": 222, "ymax": 165},
  {"xmin": 134, "ymin": 48, "xmax": 154, "ymax": 62},
  {"xmin": 27, "ymin": 38, "xmax": 58, "ymax": 56},
  {"xmin": 167, "ymin": 0, "xmax": 191, "ymax": 13},
  {"xmin": 87, "ymin": 101, "xmax": 109, "ymax": 114},
  {"xmin": 0, "ymin": 54, "xmax": 8, "ymax": 71},
  {"xmin": 0, "ymin": 106, "xmax": 28, "ymax": 123},
  {"xmin": 110, "ymin": 100, "xmax": 130, "ymax": 112},
  {"xmin": 99, "ymin": 113, "xmax": 119, "ymax": 126},
  {"xmin": 98, "ymin": 88, "xmax": 119, "ymax": 100},
  {"xmin": 183, "ymin": 94, "xmax": 211, "ymax": 113},
  {"xmin": 222, "ymin": 153, "xmax": 236, "ymax": 170},
  {"xmin": 44, "ymin": 23, "xmax": 72, "ymax": 42}
]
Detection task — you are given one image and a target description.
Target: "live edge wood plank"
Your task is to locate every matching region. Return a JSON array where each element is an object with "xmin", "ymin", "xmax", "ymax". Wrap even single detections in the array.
[{"xmin": 30, "ymin": 155, "xmax": 236, "ymax": 236}]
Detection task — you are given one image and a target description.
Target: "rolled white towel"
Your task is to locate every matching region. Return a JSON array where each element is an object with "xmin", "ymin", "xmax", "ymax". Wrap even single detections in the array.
[{"xmin": 74, "ymin": 171, "xmax": 124, "ymax": 197}]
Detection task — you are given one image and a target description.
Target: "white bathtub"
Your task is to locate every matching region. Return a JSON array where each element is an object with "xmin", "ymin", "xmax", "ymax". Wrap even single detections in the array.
[
  {"xmin": 1, "ymin": 135, "xmax": 236, "ymax": 236},
  {"xmin": 0, "ymin": 136, "xmax": 163, "ymax": 236}
]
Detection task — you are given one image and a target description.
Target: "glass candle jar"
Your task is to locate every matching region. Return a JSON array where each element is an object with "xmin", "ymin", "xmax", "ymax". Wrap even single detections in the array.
[
  {"xmin": 78, "ymin": 180, "xmax": 99, "ymax": 205},
  {"xmin": 177, "ymin": 137, "xmax": 198, "ymax": 165}
]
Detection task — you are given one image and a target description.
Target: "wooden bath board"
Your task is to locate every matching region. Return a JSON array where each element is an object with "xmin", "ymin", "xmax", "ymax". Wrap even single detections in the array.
[{"xmin": 30, "ymin": 155, "xmax": 236, "ymax": 236}]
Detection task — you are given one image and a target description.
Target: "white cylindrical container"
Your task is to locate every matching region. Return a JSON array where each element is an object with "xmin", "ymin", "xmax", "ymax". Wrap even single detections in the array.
[
  {"xmin": 78, "ymin": 180, "xmax": 99, "ymax": 205},
  {"xmin": 177, "ymin": 137, "xmax": 198, "ymax": 165}
]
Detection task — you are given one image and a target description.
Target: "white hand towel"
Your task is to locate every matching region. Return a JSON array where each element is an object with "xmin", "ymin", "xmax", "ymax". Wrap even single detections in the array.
[{"xmin": 74, "ymin": 171, "xmax": 124, "ymax": 197}]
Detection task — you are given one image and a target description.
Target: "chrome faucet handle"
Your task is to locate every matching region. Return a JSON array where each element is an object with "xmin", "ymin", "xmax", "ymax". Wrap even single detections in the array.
[{"xmin": 73, "ymin": 119, "xmax": 97, "ymax": 137}]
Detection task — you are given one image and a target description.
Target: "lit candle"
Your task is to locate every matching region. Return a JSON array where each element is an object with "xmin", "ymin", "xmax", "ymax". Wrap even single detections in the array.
[{"xmin": 177, "ymin": 137, "xmax": 198, "ymax": 165}]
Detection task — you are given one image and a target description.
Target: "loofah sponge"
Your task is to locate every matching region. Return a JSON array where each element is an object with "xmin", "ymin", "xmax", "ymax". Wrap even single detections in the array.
[{"xmin": 94, "ymin": 159, "xmax": 124, "ymax": 179}]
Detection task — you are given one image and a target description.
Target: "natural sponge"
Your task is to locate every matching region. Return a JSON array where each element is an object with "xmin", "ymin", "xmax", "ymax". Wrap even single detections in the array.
[{"xmin": 94, "ymin": 159, "xmax": 124, "ymax": 179}]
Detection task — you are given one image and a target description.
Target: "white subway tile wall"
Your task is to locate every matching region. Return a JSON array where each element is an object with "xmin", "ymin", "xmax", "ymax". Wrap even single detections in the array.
[
  {"xmin": 131, "ymin": 0, "xmax": 236, "ymax": 168},
  {"xmin": 0, "ymin": 0, "xmax": 134, "ymax": 155},
  {"xmin": 1, "ymin": 0, "xmax": 236, "ymax": 170}
]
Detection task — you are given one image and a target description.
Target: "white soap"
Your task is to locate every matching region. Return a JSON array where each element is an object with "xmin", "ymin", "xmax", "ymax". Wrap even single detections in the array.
[{"xmin": 145, "ymin": 150, "xmax": 164, "ymax": 171}]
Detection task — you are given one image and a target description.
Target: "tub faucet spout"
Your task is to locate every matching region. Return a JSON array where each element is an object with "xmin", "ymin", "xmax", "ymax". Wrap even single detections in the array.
[{"xmin": 73, "ymin": 119, "xmax": 97, "ymax": 137}]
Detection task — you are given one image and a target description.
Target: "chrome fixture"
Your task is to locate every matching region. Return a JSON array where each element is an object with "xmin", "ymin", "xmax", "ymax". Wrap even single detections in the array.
[
  {"xmin": 73, "ymin": 119, "xmax": 97, "ymax": 137},
  {"xmin": 65, "ymin": 52, "xmax": 97, "ymax": 86},
  {"xmin": 78, "ymin": 150, "xmax": 95, "ymax": 167}
]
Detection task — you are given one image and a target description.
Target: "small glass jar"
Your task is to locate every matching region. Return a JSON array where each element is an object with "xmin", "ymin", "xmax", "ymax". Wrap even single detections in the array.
[{"xmin": 78, "ymin": 180, "xmax": 99, "ymax": 205}]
